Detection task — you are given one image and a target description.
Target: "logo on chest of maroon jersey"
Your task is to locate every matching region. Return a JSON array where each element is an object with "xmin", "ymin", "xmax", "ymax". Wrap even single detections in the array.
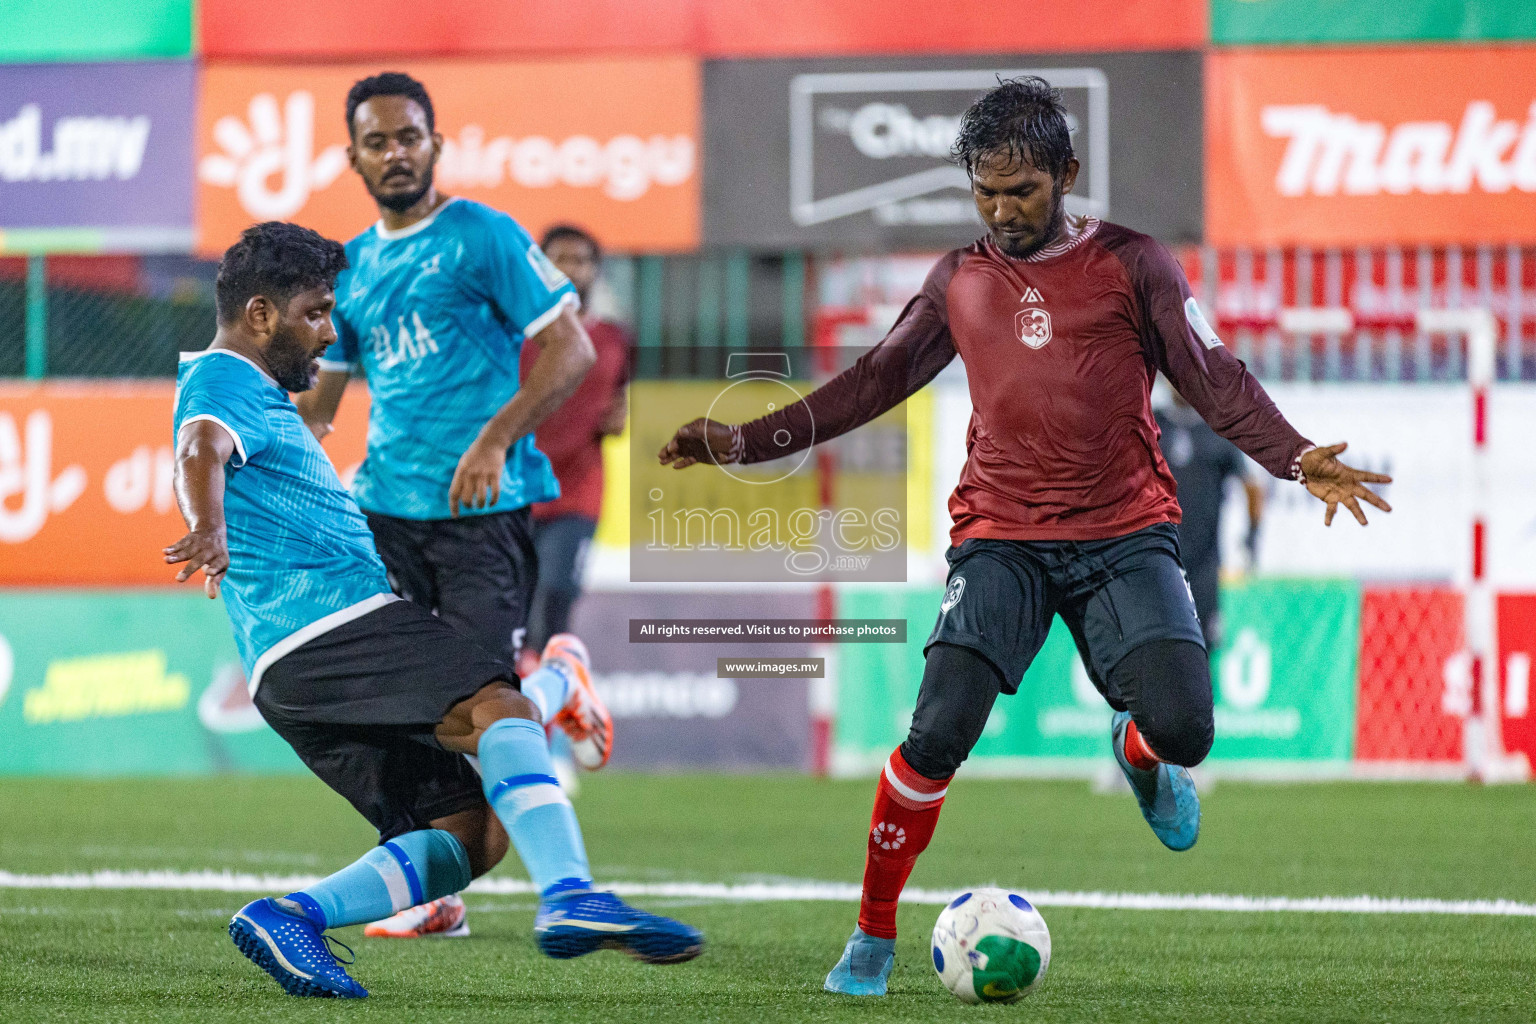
[{"xmin": 1015, "ymin": 288, "xmax": 1052, "ymax": 349}]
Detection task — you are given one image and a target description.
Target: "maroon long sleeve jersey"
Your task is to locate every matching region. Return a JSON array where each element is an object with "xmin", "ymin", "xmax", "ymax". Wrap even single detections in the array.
[{"xmin": 738, "ymin": 218, "xmax": 1312, "ymax": 544}]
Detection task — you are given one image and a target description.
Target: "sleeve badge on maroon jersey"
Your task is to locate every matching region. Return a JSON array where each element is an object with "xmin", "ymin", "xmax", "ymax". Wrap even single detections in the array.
[
  {"xmin": 1015, "ymin": 307, "xmax": 1052, "ymax": 349},
  {"xmin": 1184, "ymin": 297, "xmax": 1224, "ymax": 350}
]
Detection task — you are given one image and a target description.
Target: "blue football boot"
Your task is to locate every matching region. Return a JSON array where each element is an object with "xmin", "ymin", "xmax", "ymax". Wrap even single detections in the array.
[
  {"xmin": 824, "ymin": 927, "xmax": 896, "ymax": 996},
  {"xmin": 1112, "ymin": 710, "xmax": 1200, "ymax": 851},
  {"xmin": 229, "ymin": 897, "xmax": 368, "ymax": 998},
  {"xmin": 534, "ymin": 879, "xmax": 703, "ymax": 964}
]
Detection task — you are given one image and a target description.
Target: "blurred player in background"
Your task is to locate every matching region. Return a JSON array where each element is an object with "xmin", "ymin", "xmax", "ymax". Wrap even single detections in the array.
[
  {"xmin": 1156, "ymin": 388, "xmax": 1265, "ymax": 651},
  {"xmin": 658, "ymin": 76, "xmax": 1391, "ymax": 996},
  {"xmin": 168, "ymin": 222, "xmax": 701, "ymax": 999},
  {"xmin": 518, "ymin": 225, "xmax": 631, "ymax": 671},
  {"xmin": 296, "ymin": 73, "xmax": 613, "ymax": 940}
]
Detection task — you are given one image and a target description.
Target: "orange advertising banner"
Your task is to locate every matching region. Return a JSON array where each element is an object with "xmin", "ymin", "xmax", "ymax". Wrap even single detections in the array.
[
  {"xmin": 201, "ymin": 0, "xmax": 1203, "ymax": 59},
  {"xmin": 0, "ymin": 382, "xmax": 370, "ymax": 586},
  {"xmin": 1207, "ymin": 47, "xmax": 1536, "ymax": 247},
  {"xmin": 196, "ymin": 58, "xmax": 701, "ymax": 256}
]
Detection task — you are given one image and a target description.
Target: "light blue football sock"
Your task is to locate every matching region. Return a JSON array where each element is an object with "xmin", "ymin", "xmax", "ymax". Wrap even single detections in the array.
[
  {"xmin": 282, "ymin": 828, "xmax": 471, "ymax": 929},
  {"xmin": 520, "ymin": 662, "xmax": 575, "ymax": 723},
  {"xmin": 479, "ymin": 716, "xmax": 591, "ymax": 894}
]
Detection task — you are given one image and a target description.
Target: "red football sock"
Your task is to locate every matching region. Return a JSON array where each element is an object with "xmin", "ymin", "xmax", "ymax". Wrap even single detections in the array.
[
  {"xmin": 857, "ymin": 747, "xmax": 951, "ymax": 940},
  {"xmin": 1123, "ymin": 718, "xmax": 1162, "ymax": 771}
]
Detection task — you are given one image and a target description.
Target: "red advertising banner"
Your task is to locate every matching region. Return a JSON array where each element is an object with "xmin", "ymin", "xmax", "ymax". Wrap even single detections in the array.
[
  {"xmin": 1499, "ymin": 594, "xmax": 1536, "ymax": 767},
  {"xmin": 196, "ymin": 58, "xmax": 700, "ymax": 256},
  {"xmin": 0, "ymin": 382, "xmax": 369, "ymax": 586},
  {"xmin": 1207, "ymin": 47, "xmax": 1536, "ymax": 247},
  {"xmin": 201, "ymin": 0, "xmax": 1203, "ymax": 60}
]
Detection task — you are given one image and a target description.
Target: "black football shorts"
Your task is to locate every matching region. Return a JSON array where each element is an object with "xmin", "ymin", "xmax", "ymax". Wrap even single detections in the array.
[{"xmin": 254, "ymin": 598, "xmax": 517, "ymax": 842}]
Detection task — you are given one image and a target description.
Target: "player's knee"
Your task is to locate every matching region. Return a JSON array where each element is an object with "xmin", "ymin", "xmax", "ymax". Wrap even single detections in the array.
[
  {"xmin": 1140, "ymin": 706, "xmax": 1214, "ymax": 768},
  {"xmin": 901, "ymin": 643, "xmax": 1005, "ymax": 780},
  {"xmin": 475, "ymin": 683, "xmax": 541, "ymax": 728},
  {"xmin": 1113, "ymin": 638, "xmax": 1214, "ymax": 768}
]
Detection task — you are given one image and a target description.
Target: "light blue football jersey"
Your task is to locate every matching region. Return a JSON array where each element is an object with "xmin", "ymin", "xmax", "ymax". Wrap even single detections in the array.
[
  {"xmin": 323, "ymin": 198, "xmax": 574, "ymax": 520},
  {"xmin": 173, "ymin": 350, "xmax": 395, "ymax": 690}
]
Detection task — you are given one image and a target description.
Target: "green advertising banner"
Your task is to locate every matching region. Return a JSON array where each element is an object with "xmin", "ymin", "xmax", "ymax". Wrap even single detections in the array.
[
  {"xmin": 0, "ymin": 591, "xmax": 302, "ymax": 775},
  {"xmin": 837, "ymin": 578, "xmax": 1360, "ymax": 775},
  {"xmin": 0, "ymin": 0, "xmax": 193, "ymax": 62},
  {"xmin": 1212, "ymin": 0, "xmax": 1536, "ymax": 45}
]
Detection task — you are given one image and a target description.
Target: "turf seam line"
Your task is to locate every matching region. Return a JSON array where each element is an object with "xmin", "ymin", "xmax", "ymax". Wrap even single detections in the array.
[{"xmin": 1, "ymin": 871, "xmax": 1533, "ymax": 918}]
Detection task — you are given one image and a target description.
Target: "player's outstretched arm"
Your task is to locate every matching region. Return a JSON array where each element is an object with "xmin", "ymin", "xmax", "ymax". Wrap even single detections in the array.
[
  {"xmin": 165, "ymin": 419, "xmax": 236, "ymax": 598},
  {"xmin": 1299, "ymin": 442, "xmax": 1392, "ymax": 526},
  {"xmin": 294, "ymin": 368, "xmax": 349, "ymax": 443}
]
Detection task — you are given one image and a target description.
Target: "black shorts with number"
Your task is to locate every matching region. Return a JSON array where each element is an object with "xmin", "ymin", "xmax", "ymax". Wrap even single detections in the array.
[
  {"xmin": 925, "ymin": 522, "xmax": 1205, "ymax": 699},
  {"xmin": 254, "ymin": 599, "xmax": 516, "ymax": 842},
  {"xmin": 365, "ymin": 507, "xmax": 539, "ymax": 663}
]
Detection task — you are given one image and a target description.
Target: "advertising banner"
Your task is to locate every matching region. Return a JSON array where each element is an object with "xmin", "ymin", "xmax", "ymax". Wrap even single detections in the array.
[
  {"xmin": 0, "ymin": 382, "xmax": 370, "ymax": 585},
  {"xmin": 1212, "ymin": 0, "xmax": 1536, "ymax": 45},
  {"xmin": 834, "ymin": 579, "xmax": 1360, "ymax": 774},
  {"xmin": 703, "ymin": 52, "xmax": 1203, "ymax": 251},
  {"xmin": 196, "ymin": 58, "xmax": 701, "ymax": 256},
  {"xmin": 1, "ymin": 0, "xmax": 192, "ymax": 63},
  {"xmin": 571, "ymin": 590, "xmax": 814, "ymax": 770},
  {"xmin": 0, "ymin": 591, "xmax": 301, "ymax": 775},
  {"xmin": 0, "ymin": 61, "xmax": 195, "ymax": 253},
  {"xmin": 201, "ymin": 0, "xmax": 1202, "ymax": 61},
  {"xmin": 1499, "ymin": 594, "xmax": 1536, "ymax": 768},
  {"xmin": 1207, "ymin": 47, "xmax": 1536, "ymax": 247}
]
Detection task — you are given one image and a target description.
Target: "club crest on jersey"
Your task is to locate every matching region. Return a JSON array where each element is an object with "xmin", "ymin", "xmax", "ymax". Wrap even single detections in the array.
[
  {"xmin": 941, "ymin": 576, "xmax": 966, "ymax": 612},
  {"xmin": 1015, "ymin": 307, "xmax": 1052, "ymax": 349}
]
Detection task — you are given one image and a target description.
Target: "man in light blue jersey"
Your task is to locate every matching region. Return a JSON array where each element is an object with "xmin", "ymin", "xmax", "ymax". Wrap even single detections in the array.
[
  {"xmin": 298, "ymin": 73, "xmax": 615, "ymax": 938},
  {"xmin": 170, "ymin": 221, "xmax": 701, "ymax": 999}
]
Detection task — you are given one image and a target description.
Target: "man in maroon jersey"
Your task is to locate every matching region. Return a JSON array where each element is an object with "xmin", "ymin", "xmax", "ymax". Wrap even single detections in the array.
[
  {"xmin": 658, "ymin": 77, "xmax": 1390, "ymax": 996},
  {"xmin": 518, "ymin": 224, "xmax": 631, "ymax": 759}
]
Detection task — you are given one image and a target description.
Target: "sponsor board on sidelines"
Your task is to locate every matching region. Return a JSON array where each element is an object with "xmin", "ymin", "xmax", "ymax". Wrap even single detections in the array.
[
  {"xmin": 836, "ymin": 580, "xmax": 1359, "ymax": 773},
  {"xmin": 0, "ymin": 382, "xmax": 369, "ymax": 585},
  {"xmin": 2, "ymin": 0, "xmax": 191, "ymax": 63},
  {"xmin": 1207, "ymin": 46, "xmax": 1536, "ymax": 246},
  {"xmin": 704, "ymin": 52, "xmax": 1203, "ymax": 251},
  {"xmin": 0, "ymin": 61, "xmax": 195, "ymax": 253},
  {"xmin": 1212, "ymin": 0, "xmax": 1536, "ymax": 45},
  {"xmin": 0, "ymin": 591, "xmax": 299, "ymax": 775},
  {"xmin": 196, "ymin": 58, "xmax": 700, "ymax": 256},
  {"xmin": 200, "ymin": 0, "xmax": 1202, "ymax": 60}
]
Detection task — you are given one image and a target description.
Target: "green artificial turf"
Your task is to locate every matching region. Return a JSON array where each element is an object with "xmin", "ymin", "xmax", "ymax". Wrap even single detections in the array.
[{"xmin": 1, "ymin": 774, "xmax": 1533, "ymax": 1022}]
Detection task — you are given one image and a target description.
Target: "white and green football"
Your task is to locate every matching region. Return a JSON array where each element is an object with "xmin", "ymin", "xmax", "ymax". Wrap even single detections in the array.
[{"xmin": 930, "ymin": 887, "xmax": 1051, "ymax": 1003}]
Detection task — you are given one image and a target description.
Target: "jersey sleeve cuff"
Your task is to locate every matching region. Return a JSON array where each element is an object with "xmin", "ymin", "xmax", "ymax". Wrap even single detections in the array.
[
  {"xmin": 179, "ymin": 413, "xmax": 249, "ymax": 467},
  {"xmin": 523, "ymin": 291, "xmax": 580, "ymax": 340}
]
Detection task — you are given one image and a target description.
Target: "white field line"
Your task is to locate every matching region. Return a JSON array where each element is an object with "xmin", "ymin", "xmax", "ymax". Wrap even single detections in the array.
[{"xmin": 1, "ymin": 870, "xmax": 1534, "ymax": 919}]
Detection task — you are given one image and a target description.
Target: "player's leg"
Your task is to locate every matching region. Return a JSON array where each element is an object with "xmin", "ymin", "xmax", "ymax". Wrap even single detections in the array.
[
  {"xmin": 429, "ymin": 510, "xmax": 610, "ymax": 761},
  {"xmin": 1060, "ymin": 524, "xmax": 1212, "ymax": 851},
  {"xmin": 434, "ymin": 680, "xmax": 701, "ymax": 963},
  {"xmin": 526, "ymin": 514, "xmax": 596, "ymax": 655},
  {"xmin": 827, "ymin": 540, "xmax": 1049, "ymax": 996}
]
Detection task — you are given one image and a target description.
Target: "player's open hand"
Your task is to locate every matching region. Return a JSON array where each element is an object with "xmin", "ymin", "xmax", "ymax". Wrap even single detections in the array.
[
  {"xmin": 164, "ymin": 527, "xmax": 229, "ymax": 598},
  {"xmin": 657, "ymin": 417, "xmax": 736, "ymax": 469},
  {"xmin": 1300, "ymin": 442, "xmax": 1392, "ymax": 526},
  {"xmin": 450, "ymin": 437, "xmax": 507, "ymax": 517}
]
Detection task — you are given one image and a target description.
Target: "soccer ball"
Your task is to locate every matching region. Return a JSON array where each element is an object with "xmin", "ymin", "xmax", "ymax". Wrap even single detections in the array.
[{"xmin": 930, "ymin": 888, "xmax": 1051, "ymax": 1003}]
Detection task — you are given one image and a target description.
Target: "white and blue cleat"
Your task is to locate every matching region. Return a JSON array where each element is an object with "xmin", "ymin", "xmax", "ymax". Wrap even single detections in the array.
[
  {"xmin": 534, "ymin": 880, "xmax": 703, "ymax": 964},
  {"xmin": 229, "ymin": 897, "xmax": 368, "ymax": 999},
  {"xmin": 824, "ymin": 927, "xmax": 896, "ymax": 996},
  {"xmin": 1111, "ymin": 710, "xmax": 1200, "ymax": 852}
]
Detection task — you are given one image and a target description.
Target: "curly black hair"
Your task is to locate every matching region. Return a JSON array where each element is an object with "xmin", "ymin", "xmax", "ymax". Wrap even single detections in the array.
[
  {"xmin": 540, "ymin": 223, "xmax": 602, "ymax": 261},
  {"xmin": 950, "ymin": 76, "xmax": 1075, "ymax": 180},
  {"xmin": 215, "ymin": 222, "xmax": 348, "ymax": 324},
  {"xmin": 346, "ymin": 71, "xmax": 435, "ymax": 138}
]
